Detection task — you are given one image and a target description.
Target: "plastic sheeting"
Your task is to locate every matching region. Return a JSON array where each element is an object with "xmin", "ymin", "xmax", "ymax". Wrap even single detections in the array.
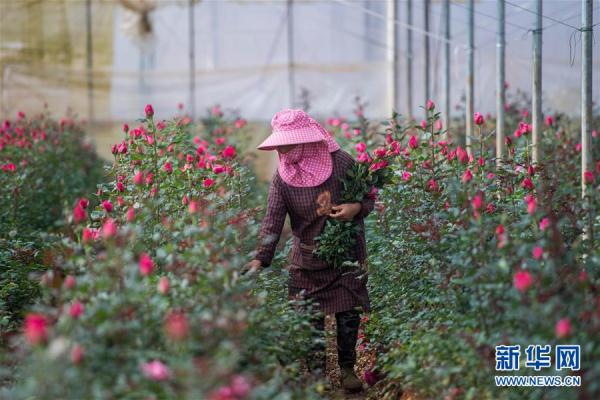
[{"xmin": 1, "ymin": 0, "xmax": 599, "ymax": 123}]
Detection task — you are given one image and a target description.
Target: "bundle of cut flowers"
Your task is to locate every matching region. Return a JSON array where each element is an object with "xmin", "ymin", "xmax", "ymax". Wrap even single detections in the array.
[{"xmin": 314, "ymin": 130, "xmax": 402, "ymax": 269}]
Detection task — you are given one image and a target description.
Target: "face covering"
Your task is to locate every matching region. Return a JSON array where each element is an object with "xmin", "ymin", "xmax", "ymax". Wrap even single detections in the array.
[{"xmin": 277, "ymin": 141, "xmax": 333, "ymax": 187}]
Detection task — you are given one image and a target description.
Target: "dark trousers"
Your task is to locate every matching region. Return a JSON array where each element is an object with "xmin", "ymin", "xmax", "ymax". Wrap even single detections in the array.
[{"xmin": 308, "ymin": 309, "xmax": 361, "ymax": 371}]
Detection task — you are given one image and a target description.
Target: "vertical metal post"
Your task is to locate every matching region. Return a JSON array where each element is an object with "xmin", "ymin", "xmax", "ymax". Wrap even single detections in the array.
[
  {"xmin": 443, "ymin": 0, "xmax": 450, "ymax": 137},
  {"xmin": 406, "ymin": 0, "xmax": 413, "ymax": 120},
  {"xmin": 208, "ymin": 0, "xmax": 218, "ymax": 69},
  {"xmin": 86, "ymin": 0, "xmax": 94, "ymax": 122},
  {"xmin": 424, "ymin": 0, "xmax": 430, "ymax": 109},
  {"xmin": 531, "ymin": 0, "xmax": 542, "ymax": 164},
  {"xmin": 465, "ymin": 0, "xmax": 474, "ymax": 152},
  {"xmin": 287, "ymin": 0, "xmax": 295, "ymax": 106},
  {"xmin": 189, "ymin": 0, "xmax": 196, "ymax": 119},
  {"xmin": 496, "ymin": 0, "xmax": 506, "ymax": 167},
  {"xmin": 581, "ymin": 0, "xmax": 593, "ymax": 198},
  {"xmin": 387, "ymin": 0, "xmax": 398, "ymax": 114},
  {"xmin": 364, "ymin": 1, "xmax": 374, "ymax": 59}
]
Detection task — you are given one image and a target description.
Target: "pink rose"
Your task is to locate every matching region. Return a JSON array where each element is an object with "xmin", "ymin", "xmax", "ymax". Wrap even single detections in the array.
[
  {"xmin": 141, "ymin": 360, "xmax": 171, "ymax": 381},
  {"xmin": 230, "ymin": 375, "xmax": 251, "ymax": 397},
  {"xmin": 521, "ymin": 177, "xmax": 534, "ymax": 190},
  {"xmin": 126, "ymin": 207, "xmax": 135, "ymax": 222},
  {"xmin": 473, "ymin": 112, "xmax": 484, "ymax": 126},
  {"xmin": 461, "ymin": 169, "xmax": 473, "ymax": 184},
  {"xmin": 144, "ymin": 104, "xmax": 154, "ymax": 117},
  {"xmin": 513, "ymin": 270, "xmax": 533, "ymax": 292},
  {"xmin": 102, "ymin": 200, "xmax": 113, "ymax": 213},
  {"xmin": 64, "ymin": 275, "xmax": 76, "ymax": 289},
  {"xmin": 24, "ymin": 313, "xmax": 48, "ymax": 345},
  {"xmin": 555, "ymin": 318, "xmax": 571, "ymax": 338},
  {"xmin": 73, "ymin": 205, "xmax": 87, "ymax": 224},
  {"xmin": 158, "ymin": 277, "xmax": 170, "ymax": 294},
  {"xmin": 408, "ymin": 135, "xmax": 418, "ymax": 149},
  {"xmin": 71, "ymin": 344, "xmax": 84, "ymax": 364},
  {"xmin": 164, "ymin": 311, "xmax": 189, "ymax": 341},
  {"xmin": 133, "ymin": 171, "xmax": 144, "ymax": 185},
  {"xmin": 139, "ymin": 253, "xmax": 154, "ymax": 276},
  {"xmin": 222, "ymin": 145, "xmax": 236, "ymax": 159},
  {"xmin": 102, "ymin": 218, "xmax": 117, "ymax": 239},
  {"xmin": 532, "ymin": 246, "xmax": 543, "ymax": 260},
  {"xmin": 357, "ymin": 152, "xmax": 370, "ymax": 163},
  {"xmin": 69, "ymin": 301, "xmax": 84, "ymax": 319}
]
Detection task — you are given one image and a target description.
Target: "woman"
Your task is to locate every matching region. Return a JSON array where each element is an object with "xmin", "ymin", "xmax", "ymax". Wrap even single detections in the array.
[{"xmin": 242, "ymin": 109, "xmax": 373, "ymax": 392}]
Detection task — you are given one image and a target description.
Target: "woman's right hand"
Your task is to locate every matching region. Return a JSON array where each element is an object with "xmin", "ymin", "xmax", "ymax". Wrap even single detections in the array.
[{"xmin": 241, "ymin": 259, "xmax": 263, "ymax": 275}]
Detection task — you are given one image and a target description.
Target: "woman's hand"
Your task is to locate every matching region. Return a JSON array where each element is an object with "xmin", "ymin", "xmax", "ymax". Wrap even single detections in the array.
[
  {"xmin": 241, "ymin": 259, "xmax": 263, "ymax": 275},
  {"xmin": 329, "ymin": 203, "xmax": 362, "ymax": 221}
]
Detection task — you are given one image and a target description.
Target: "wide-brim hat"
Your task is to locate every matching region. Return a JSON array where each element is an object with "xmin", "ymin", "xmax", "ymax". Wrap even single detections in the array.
[{"xmin": 257, "ymin": 108, "xmax": 340, "ymax": 152}]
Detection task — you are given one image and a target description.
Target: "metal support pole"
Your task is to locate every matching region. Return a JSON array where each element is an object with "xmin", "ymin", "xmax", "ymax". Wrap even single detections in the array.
[
  {"xmin": 387, "ymin": 0, "xmax": 398, "ymax": 114},
  {"xmin": 531, "ymin": 0, "xmax": 542, "ymax": 164},
  {"xmin": 86, "ymin": 0, "xmax": 94, "ymax": 122},
  {"xmin": 443, "ymin": 0, "xmax": 450, "ymax": 137},
  {"xmin": 406, "ymin": 0, "xmax": 413, "ymax": 120},
  {"xmin": 188, "ymin": 0, "xmax": 196, "ymax": 119},
  {"xmin": 287, "ymin": 0, "xmax": 295, "ymax": 106},
  {"xmin": 466, "ymin": 0, "xmax": 474, "ymax": 153},
  {"xmin": 424, "ymin": 0, "xmax": 430, "ymax": 109},
  {"xmin": 496, "ymin": 0, "xmax": 506, "ymax": 167},
  {"xmin": 581, "ymin": 0, "xmax": 593, "ymax": 198}
]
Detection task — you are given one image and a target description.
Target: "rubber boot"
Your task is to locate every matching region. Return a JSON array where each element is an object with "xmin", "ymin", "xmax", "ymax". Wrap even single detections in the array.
[{"xmin": 336, "ymin": 310, "xmax": 363, "ymax": 393}]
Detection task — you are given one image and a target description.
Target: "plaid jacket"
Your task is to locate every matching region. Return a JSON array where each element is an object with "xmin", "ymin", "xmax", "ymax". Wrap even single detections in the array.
[{"xmin": 255, "ymin": 149, "xmax": 373, "ymax": 314}]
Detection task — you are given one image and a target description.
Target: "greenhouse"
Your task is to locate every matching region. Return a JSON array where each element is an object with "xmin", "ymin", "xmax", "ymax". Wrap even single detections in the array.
[{"xmin": 0, "ymin": 1, "xmax": 599, "ymax": 399}]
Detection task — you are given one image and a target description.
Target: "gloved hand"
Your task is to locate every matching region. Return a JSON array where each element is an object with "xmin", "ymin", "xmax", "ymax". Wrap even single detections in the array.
[{"xmin": 241, "ymin": 259, "xmax": 263, "ymax": 275}]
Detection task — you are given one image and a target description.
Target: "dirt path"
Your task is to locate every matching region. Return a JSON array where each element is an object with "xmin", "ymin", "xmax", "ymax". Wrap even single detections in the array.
[
  {"xmin": 324, "ymin": 316, "xmax": 419, "ymax": 400},
  {"xmin": 324, "ymin": 316, "xmax": 372, "ymax": 400}
]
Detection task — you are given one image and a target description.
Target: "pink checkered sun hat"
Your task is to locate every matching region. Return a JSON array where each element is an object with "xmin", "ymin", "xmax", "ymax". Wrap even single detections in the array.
[
  {"xmin": 258, "ymin": 109, "xmax": 340, "ymax": 187},
  {"xmin": 257, "ymin": 109, "xmax": 340, "ymax": 152}
]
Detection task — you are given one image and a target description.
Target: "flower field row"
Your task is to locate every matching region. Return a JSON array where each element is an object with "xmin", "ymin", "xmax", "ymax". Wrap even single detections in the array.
[
  {"xmin": 1, "ymin": 107, "xmax": 327, "ymax": 399},
  {"xmin": 354, "ymin": 99, "xmax": 600, "ymax": 399},
  {"xmin": 1, "ymin": 94, "xmax": 599, "ymax": 399}
]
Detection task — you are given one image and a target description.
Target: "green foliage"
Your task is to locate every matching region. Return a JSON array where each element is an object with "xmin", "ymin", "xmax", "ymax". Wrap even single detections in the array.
[{"xmin": 0, "ymin": 239, "xmax": 45, "ymax": 340}]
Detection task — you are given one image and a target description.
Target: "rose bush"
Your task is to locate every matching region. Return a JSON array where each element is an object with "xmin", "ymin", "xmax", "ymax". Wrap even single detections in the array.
[
  {"xmin": 360, "ymin": 100, "xmax": 599, "ymax": 399},
  {"xmin": 0, "ymin": 112, "xmax": 104, "ymax": 340},
  {"xmin": 2, "ymin": 107, "xmax": 326, "ymax": 399}
]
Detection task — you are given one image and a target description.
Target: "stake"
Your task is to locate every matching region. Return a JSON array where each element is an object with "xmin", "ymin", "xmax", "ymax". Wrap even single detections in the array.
[
  {"xmin": 86, "ymin": 0, "xmax": 94, "ymax": 122},
  {"xmin": 466, "ymin": 0, "xmax": 474, "ymax": 153},
  {"xmin": 581, "ymin": 0, "xmax": 594, "ymax": 244},
  {"xmin": 443, "ymin": 0, "xmax": 450, "ymax": 139},
  {"xmin": 424, "ymin": 0, "xmax": 430, "ymax": 113},
  {"xmin": 531, "ymin": 0, "xmax": 542, "ymax": 165},
  {"xmin": 387, "ymin": 0, "xmax": 399, "ymax": 115},
  {"xmin": 406, "ymin": 0, "xmax": 413, "ymax": 120},
  {"xmin": 189, "ymin": 0, "xmax": 196, "ymax": 119},
  {"xmin": 287, "ymin": 0, "xmax": 295, "ymax": 106},
  {"xmin": 496, "ymin": 0, "xmax": 506, "ymax": 167}
]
